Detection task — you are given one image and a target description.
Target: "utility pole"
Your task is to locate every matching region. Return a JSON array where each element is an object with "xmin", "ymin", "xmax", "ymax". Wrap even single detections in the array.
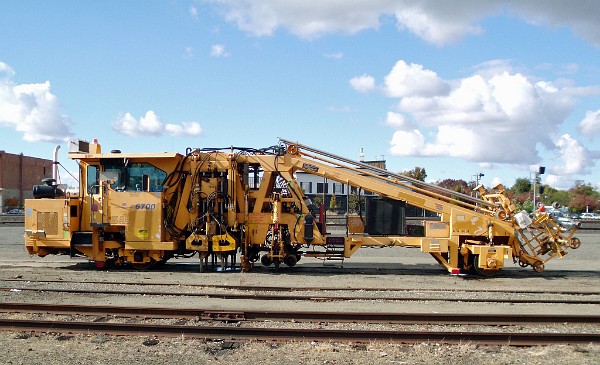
[
  {"xmin": 472, "ymin": 172, "xmax": 484, "ymax": 198},
  {"xmin": 532, "ymin": 166, "xmax": 545, "ymax": 211}
]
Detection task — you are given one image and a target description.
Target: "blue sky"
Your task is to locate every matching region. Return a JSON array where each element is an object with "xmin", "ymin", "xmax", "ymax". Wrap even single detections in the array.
[{"xmin": 1, "ymin": 1, "xmax": 600, "ymax": 190}]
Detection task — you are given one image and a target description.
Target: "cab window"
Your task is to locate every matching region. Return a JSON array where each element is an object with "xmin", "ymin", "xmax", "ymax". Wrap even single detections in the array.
[
  {"xmin": 100, "ymin": 160, "xmax": 166, "ymax": 192},
  {"xmin": 86, "ymin": 165, "xmax": 99, "ymax": 194}
]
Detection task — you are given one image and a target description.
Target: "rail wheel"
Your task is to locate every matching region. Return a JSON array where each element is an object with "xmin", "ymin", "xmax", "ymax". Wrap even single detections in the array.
[
  {"xmin": 131, "ymin": 259, "xmax": 156, "ymax": 270},
  {"xmin": 473, "ymin": 264, "xmax": 500, "ymax": 277},
  {"xmin": 570, "ymin": 237, "xmax": 581, "ymax": 249},
  {"xmin": 518, "ymin": 259, "xmax": 529, "ymax": 268},
  {"xmin": 532, "ymin": 261, "xmax": 545, "ymax": 273},
  {"xmin": 260, "ymin": 254, "xmax": 273, "ymax": 267},
  {"xmin": 283, "ymin": 254, "xmax": 298, "ymax": 267},
  {"xmin": 470, "ymin": 254, "xmax": 500, "ymax": 277}
]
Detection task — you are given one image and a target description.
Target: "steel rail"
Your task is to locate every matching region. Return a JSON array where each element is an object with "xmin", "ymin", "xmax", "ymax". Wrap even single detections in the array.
[
  {"xmin": 1, "ymin": 302, "xmax": 599, "ymax": 325},
  {"xmin": 3, "ymin": 287, "xmax": 599, "ymax": 305},
  {"xmin": 3, "ymin": 278, "xmax": 599, "ymax": 296},
  {"xmin": 0, "ymin": 318, "xmax": 598, "ymax": 346}
]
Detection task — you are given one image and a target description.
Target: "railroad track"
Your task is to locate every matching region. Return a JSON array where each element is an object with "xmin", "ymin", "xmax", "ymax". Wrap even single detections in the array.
[
  {"xmin": 0, "ymin": 303, "xmax": 598, "ymax": 346},
  {"xmin": 1, "ymin": 302, "xmax": 599, "ymax": 325},
  {"xmin": 3, "ymin": 318, "xmax": 598, "ymax": 346},
  {"xmin": 3, "ymin": 286, "xmax": 599, "ymax": 305},
  {"xmin": 4, "ymin": 278, "xmax": 599, "ymax": 296}
]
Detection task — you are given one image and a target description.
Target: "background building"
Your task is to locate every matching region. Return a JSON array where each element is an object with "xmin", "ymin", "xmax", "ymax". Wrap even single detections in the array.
[
  {"xmin": 297, "ymin": 158, "xmax": 385, "ymax": 213},
  {"xmin": 296, "ymin": 158, "xmax": 436, "ymax": 218},
  {"xmin": 0, "ymin": 151, "xmax": 52, "ymax": 213}
]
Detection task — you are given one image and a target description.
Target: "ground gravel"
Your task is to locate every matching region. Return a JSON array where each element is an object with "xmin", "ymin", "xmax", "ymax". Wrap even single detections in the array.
[
  {"xmin": 1, "ymin": 332, "xmax": 599, "ymax": 365},
  {"xmin": 1, "ymin": 227, "xmax": 599, "ymax": 364}
]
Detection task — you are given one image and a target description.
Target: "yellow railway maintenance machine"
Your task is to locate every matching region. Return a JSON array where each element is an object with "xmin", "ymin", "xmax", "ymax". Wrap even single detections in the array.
[{"xmin": 25, "ymin": 138, "xmax": 581, "ymax": 275}]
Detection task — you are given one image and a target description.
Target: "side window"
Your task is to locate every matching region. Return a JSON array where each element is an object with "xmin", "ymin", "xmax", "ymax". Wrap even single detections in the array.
[
  {"xmin": 105, "ymin": 167, "xmax": 126, "ymax": 190},
  {"xmin": 86, "ymin": 165, "xmax": 99, "ymax": 194},
  {"xmin": 126, "ymin": 163, "xmax": 166, "ymax": 192},
  {"xmin": 99, "ymin": 160, "xmax": 166, "ymax": 192}
]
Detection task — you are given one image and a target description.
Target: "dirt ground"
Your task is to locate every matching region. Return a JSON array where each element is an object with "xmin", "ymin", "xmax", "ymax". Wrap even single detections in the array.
[{"xmin": 0, "ymin": 226, "xmax": 599, "ymax": 364}]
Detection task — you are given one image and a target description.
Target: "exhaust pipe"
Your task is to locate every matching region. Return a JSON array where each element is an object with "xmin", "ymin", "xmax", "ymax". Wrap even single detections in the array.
[{"xmin": 52, "ymin": 145, "xmax": 61, "ymax": 182}]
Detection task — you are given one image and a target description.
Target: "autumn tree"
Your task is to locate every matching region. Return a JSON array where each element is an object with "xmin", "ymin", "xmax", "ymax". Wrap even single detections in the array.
[
  {"xmin": 568, "ymin": 182, "xmax": 600, "ymax": 212},
  {"xmin": 436, "ymin": 179, "xmax": 471, "ymax": 195}
]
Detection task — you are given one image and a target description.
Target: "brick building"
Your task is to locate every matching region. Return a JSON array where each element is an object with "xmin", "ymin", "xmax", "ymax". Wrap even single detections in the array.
[{"xmin": 0, "ymin": 151, "xmax": 53, "ymax": 212}]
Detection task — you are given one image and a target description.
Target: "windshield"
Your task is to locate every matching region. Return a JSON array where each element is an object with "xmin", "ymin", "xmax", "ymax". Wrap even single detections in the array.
[{"xmin": 100, "ymin": 160, "xmax": 166, "ymax": 192}]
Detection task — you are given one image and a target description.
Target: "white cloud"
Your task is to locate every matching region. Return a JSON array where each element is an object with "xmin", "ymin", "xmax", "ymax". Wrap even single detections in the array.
[
  {"xmin": 349, "ymin": 74, "xmax": 375, "ymax": 93},
  {"xmin": 165, "ymin": 122, "xmax": 203, "ymax": 137},
  {"xmin": 207, "ymin": 1, "xmax": 600, "ymax": 46},
  {"xmin": 113, "ymin": 111, "xmax": 202, "ymax": 137},
  {"xmin": 508, "ymin": 1, "xmax": 600, "ymax": 47},
  {"xmin": 490, "ymin": 176, "xmax": 503, "ymax": 187},
  {"xmin": 392, "ymin": 2, "xmax": 492, "ymax": 45},
  {"xmin": 385, "ymin": 111, "xmax": 413, "ymax": 130},
  {"xmin": 0, "ymin": 62, "xmax": 73, "ymax": 143},
  {"xmin": 383, "ymin": 60, "xmax": 450, "ymax": 97},
  {"xmin": 579, "ymin": 109, "xmax": 600, "ymax": 138},
  {"xmin": 544, "ymin": 174, "xmax": 575, "ymax": 190},
  {"xmin": 0, "ymin": 62, "xmax": 15, "ymax": 77},
  {"xmin": 211, "ymin": 0, "xmax": 387, "ymax": 38},
  {"xmin": 210, "ymin": 44, "xmax": 230, "ymax": 57},
  {"xmin": 373, "ymin": 60, "xmax": 597, "ymax": 173},
  {"xmin": 553, "ymin": 134, "xmax": 593, "ymax": 175},
  {"xmin": 389, "ymin": 129, "xmax": 426, "ymax": 156}
]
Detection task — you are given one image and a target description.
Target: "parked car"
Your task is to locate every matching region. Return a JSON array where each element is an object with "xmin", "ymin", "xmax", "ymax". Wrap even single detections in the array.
[
  {"xmin": 580, "ymin": 212, "xmax": 600, "ymax": 220},
  {"xmin": 549, "ymin": 210, "xmax": 581, "ymax": 230},
  {"xmin": 6, "ymin": 208, "xmax": 24, "ymax": 214}
]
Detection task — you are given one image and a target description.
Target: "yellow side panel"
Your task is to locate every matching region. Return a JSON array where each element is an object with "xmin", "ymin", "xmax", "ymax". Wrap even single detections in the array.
[
  {"xmin": 425, "ymin": 221, "xmax": 449, "ymax": 238},
  {"xmin": 348, "ymin": 216, "xmax": 365, "ymax": 234},
  {"xmin": 248, "ymin": 213, "xmax": 272, "ymax": 224},
  {"xmin": 25, "ymin": 199, "xmax": 66, "ymax": 237},
  {"xmin": 469, "ymin": 245, "xmax": 512, "ymax": 259},
  {"xmin": 125, "ymin": 241, "xmax": 177, "ymax": 251},
  {"xmin": 420, "ymin": 238, "xmax": 449, "ymax": 253},
  {"xmin": 451, "ymin": 214, "xmax": 488, "ymax": 236},
  {"xmin": 107, "ymin": 191, "xmax": 162, "ymax": 242}
]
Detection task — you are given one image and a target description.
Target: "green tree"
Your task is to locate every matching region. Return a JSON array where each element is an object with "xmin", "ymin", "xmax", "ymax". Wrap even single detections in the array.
[
  {"xmin": 541, "ymin": 185, "xmax": 570, "ymax": 208},
  {"xmin": 329, "ymin": 194, "xmax": 337, "ymax": 211},
  {"xmin": 348, "ymin": 192, "xmax": 364, "ymax": 213},
  {"xmin": 402, "ymin": 166, "xmax": 427, "ymax": 181},
  {"xmin": 511, "ymin": 177, "xmax": 532, "ymax": 194},
  {"xmin": 313, "ymin": 195, "xmax": 323, "ymax": 208},
  {"xmin": 514, "ymin": 197, "xmax": 534, "ymax": 213}
]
